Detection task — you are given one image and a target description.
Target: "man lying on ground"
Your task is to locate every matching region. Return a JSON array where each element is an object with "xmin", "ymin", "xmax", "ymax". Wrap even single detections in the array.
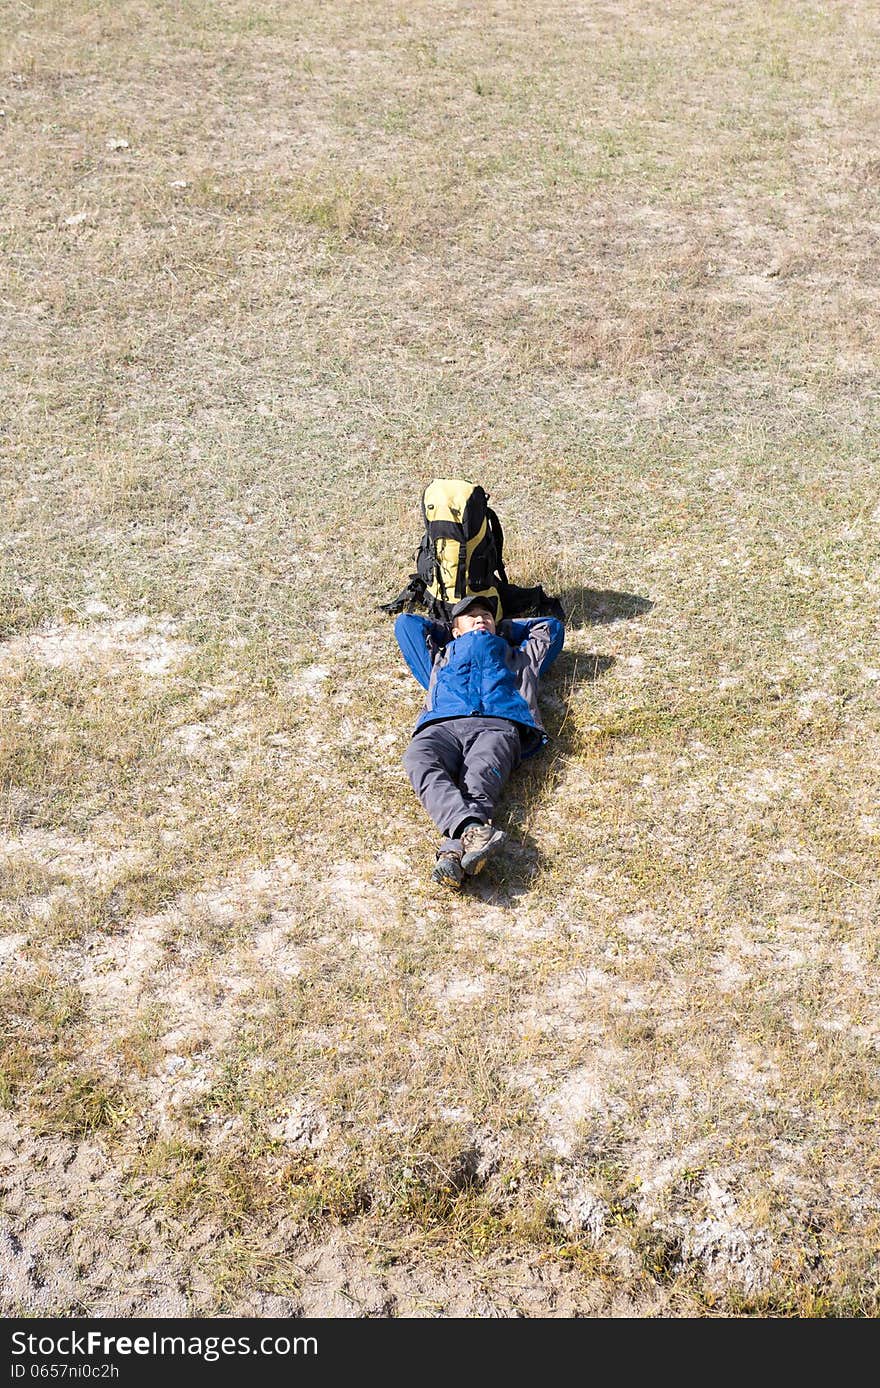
[{"xmin": 395, "ymin": 595, "xmax": 565, "ymax": 890}]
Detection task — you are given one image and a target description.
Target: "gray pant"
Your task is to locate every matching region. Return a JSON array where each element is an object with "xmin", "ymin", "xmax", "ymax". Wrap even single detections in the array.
[{"xmin": 402, "ymin": 716, "xmax": 522, "ymax": 854}]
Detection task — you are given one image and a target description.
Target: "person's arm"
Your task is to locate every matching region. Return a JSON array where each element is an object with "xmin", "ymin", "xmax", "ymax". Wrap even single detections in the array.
[
  {"xmin": 508, "ymin": 617, "xmax": 565, "ymax": 677},
  {"xmin": 394, "ymin": 613, "xmax": 449, "ymax": 689}
]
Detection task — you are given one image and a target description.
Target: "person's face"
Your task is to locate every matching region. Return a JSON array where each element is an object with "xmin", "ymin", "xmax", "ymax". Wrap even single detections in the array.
[{"xmin": 452, "ymin": 605, "xmax": 496, "ymax": 637}]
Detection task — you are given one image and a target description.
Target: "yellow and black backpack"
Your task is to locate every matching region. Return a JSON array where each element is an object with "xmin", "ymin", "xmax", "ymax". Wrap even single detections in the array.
[{"xmin": 381, "ymin": 478, "xmax": 564, "ymax": 624}]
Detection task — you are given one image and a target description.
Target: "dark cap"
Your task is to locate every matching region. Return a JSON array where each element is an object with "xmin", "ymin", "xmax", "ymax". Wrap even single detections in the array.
[{"xmin": 450, "ymin": 594, "xmax": 498, "ymax": 621}]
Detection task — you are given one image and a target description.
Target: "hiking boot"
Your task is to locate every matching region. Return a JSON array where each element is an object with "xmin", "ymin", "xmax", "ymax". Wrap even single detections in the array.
[
  {"xmin": 431, "ymin": 852, "xmax": 464, "ymax": 890},
  {"xmin": 459, "ymin": 822, "xmax": 507, "ymax": 876}
]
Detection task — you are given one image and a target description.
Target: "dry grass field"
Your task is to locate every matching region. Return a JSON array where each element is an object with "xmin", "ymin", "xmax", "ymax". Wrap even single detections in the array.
[{"xmin": 2, "ymin": 0, "xmax": 880, "ymax": 1316}]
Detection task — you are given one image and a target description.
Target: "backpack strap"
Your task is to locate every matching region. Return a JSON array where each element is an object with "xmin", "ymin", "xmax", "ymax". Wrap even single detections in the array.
[
  {"xmin": 455, "ymin": 538, "xmax": 468, "ymax": 600},
  {"xmin": 424, "ymin": 518, "xmax": 464, "ymax": 617},
  {"xmin": 379, "ymin": 573, "xmax": 427, "ymax": 614},
  {"xmin": 434, "ymin": 558, "xmax": 451, "ymax": 618},
  {"xmin": 486, "ymin": 506, "xmax": 509, "ymax": 586}
]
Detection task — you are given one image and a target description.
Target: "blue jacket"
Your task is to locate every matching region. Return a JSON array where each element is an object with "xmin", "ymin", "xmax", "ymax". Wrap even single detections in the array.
[{"xmin": 395, "ymin": 614, "xmax": 565, "ymax": 756}]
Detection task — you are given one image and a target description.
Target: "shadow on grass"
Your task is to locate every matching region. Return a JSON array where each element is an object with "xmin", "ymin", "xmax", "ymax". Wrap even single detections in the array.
[
  {"xmin": 561, "ymin": 585, "xmax": 654, "ymax": 629},
  {"xmin": 474, "ymin": 585, "xmax": 652, "ymax": 903}
]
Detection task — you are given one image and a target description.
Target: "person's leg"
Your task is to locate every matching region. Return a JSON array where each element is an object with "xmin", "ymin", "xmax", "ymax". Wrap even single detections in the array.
[
  {"xmin": 403, "ymin": 723, "xmax": 480, "ymax": 889},
  {"xmin": 402, "ymin": 722, "xmax": 483, "ymax": 846},
  {"xmin": 457, "ymin": 721, "xmax": 522, "ymax": 821},
  {"xmin": 454, "ymin": 721, "xmax": 521, "ymax": 874}
]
